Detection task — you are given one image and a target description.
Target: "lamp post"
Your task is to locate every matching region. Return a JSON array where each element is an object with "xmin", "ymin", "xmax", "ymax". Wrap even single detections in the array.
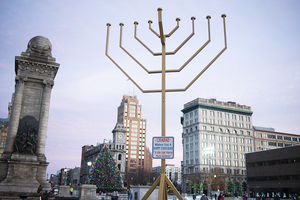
[
  {"xmin": 203, "ymin": 147, "xmax": 214, "ymax": 197},
  {"xmin": 87, "ymin": 161, "xmax": 92, "ymax": 184},
  {"xmin": 64, "ymin": 168, "xmax": 67, "ymax": 185},
  {"xmin": 214, "ymin": 175, "xmax": 217, "ymax": 191}
]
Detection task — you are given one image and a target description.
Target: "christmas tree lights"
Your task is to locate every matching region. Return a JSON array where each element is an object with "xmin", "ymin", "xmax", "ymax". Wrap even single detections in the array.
[{"xmin": 89, "ymin": 145, "xmax": 124, "ymax": 192}]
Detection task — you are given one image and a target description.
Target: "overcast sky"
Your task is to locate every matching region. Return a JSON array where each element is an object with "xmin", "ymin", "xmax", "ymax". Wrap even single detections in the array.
[{"xmin": 0, "ymin": 0, "xmax": 300, "ymax": 177}]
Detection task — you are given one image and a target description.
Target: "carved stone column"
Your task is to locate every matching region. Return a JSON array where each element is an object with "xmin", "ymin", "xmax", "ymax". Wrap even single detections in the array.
[
  {"xmin": 36, "ymin": 80, "xmax": 53, "ymax": 161},
  {"xmin": 2, "ymin": 76, "xmax": 27, "ymax": 155},
  {"xmin": 0, "ymin": 36, "xmax": 59, "ymax": 193},
  {"xmin": 0, "ymin": 76, "xmax": 26, "ymax": 181}
]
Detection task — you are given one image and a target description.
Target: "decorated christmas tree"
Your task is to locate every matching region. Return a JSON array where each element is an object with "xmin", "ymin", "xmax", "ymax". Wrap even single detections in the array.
[{"xmin": 89, "ymin": 145, "xmax": 124, "ymax": 192}]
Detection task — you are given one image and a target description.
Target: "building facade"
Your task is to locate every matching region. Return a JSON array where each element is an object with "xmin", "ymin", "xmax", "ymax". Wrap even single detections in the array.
[
  {"xmin": 246, "ymin": 145, "xmax": 300, "ymax": 197},
  {"xmin": 153, "ymin": 164, "xmax": 182, "ymax": 184},
  {"xmin": 253, "ymin": 126, "xmax": 300, "ymax": 151},
  {"xmin": 0, "ymin": 94, "xmax": 13, "ymax": 157},
  {"xmin": 80, "ymin": 123, "xmax": 126, "ymax": 184},
  {"xmin": 181, "ymin": 98, "xmax": 253, "ymax": 192},
  {"xmin": 117, "ymin": 95, "xmax": 152, "ymax": 173}
]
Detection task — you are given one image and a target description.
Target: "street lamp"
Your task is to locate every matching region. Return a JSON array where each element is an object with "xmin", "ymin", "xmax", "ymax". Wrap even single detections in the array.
[
  {"xmin": 214, "ymin": 175, "xmax": 217, "ymax": 191},
  {"xmin": 87, "ymin": 161, "xmax": 92, "ymax": 184},
  {"xmin": 203, "ymin": 147, "xmax": 215, "ymax": 197},
  {"xmin": 64, "ymin": 168, "xmax": 68, "ymax": 185}
]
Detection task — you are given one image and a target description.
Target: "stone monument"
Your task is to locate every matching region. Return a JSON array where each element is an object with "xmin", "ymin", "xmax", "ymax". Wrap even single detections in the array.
[{"xmin": 0, "ymin": 36, "xmax": 60, "ymax": 193}]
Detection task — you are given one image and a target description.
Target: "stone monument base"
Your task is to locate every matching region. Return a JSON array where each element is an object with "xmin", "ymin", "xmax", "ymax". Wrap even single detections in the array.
[
  {"xmin": 58, "ymin": 185, "xmax": 70, "ymax": 197},
  {"xmin": 78, "ymin": 184, "xmax": 97, "ymax": 200},
  {"xmin": 0, "ymin": 154, "xmax": 42, "ymax": 193}
]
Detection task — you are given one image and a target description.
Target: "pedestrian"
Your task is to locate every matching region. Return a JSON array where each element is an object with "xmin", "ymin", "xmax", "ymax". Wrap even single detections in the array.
[
  {"xmin": 42, "ymin": 191, "xmax": 49, "ymax": 200},
  {"xmin": 201, "ymin": 194, "xmax": 207, "ymax": 200},
  {"xmin": 215, "ymin": 194, "xmax": 217, "ymax": 200},
  {"xmin": 130, "ymin": 188, "xmax": 133, "ymax": 200},
  {"xmin": 220, "ymin": 193, "xmax": 225, "ymax": 200},
  {"xmin": 37, "ymin": 185, "xmax": 43, "ymax": 194},
  {"xmin": 274, "ymin": 193, "xmax": 280, "ymax": 200},
  {"xmin": 127, "ymin": 188, "xmax": 131, "ymax": 200},
  {"xmin": 193, "ymin": 193, "xmax": 197, "ymax": 200},
  {"xmin": 294, "ymin": 194, "xmax": 299, "ymax": 200},
  {"xmin": 70, "ymin": 187, "xmax": 73, "ymax": 195},
  {"xmin": 218, "ymin": 193, "xmax": 222, "ymax": 200}
]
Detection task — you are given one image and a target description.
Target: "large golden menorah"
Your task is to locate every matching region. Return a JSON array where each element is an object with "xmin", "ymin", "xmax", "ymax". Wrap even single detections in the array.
[{"xmin": 106, "ymin": 8, "xmax": 227, "ymax": 200}]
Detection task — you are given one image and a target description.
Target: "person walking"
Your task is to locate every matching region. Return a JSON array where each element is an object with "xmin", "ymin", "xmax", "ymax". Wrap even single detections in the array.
[
  {"xmin": 201, "ymin": 194, "xmax": 207, "ymax": 200},
  {"xmin": 193, "ymin": 193, "xmax": 197, "ymax": 200},
  {"xmin": 274, "ymin": 193, "xmax": 280, "ymax": 200},
  {"xmin": 220, "ymin": 193, "xmax": 225, "ymax": 200},
  {"xmin": 70, "ymin": 187, "xmax": 73, "ymax": 195},
  {"xmin": 127, "ymin": 188, "xmax": 131, "ymax": 200}
]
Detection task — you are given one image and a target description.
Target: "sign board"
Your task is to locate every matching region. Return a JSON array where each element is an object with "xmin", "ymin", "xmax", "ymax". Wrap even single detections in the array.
[{"xmin": 152, "ymin": 137, "xmax": 174, "ymax": 159}]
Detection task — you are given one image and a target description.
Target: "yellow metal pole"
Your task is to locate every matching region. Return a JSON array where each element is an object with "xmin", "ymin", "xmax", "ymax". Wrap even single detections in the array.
[{"xmin": 158, "ymin": 7, "xmax": 167, "ymax": 200}]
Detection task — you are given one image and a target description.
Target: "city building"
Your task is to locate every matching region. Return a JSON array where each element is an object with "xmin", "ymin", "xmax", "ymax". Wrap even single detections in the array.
[
  {"xmin": 246, "ymin": 145, "xmax": 300, "ymax": 197},
  {"xmin": 181, "ymin": 98, "xmax": 253, "ymax": 192},
  {"xmin": 68, "ymin": 167, "xmax": 80, "ymax": 189},
  {"xmin": 253, "ymin": 126, "xmax": 300, "ymax": 151},
  {"xmin": 80, "ymin": 123, "xmax": 126, "ymax": 184},
  {"xmin": 153, "ymin": 164, "xmax": 182, "ymax": 184},
  {"xmin": 0, "ymin": 94, "xmax": 13, "ymax": 157},
  {"xmin": 117, "ymin": 95, "xmax": 152, "ymax": 173}
]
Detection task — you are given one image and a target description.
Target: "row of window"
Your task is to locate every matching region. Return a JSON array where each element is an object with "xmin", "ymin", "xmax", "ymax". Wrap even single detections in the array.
[
  {"xmin": 184, "ymin": 118, "xmax": 251, "ymax": 128},
  {"xmin": 185, "ymin": 110, "xmax": 251, "ymax": 122},
  {"xmin": 256, "ymin": 141, "xmax": 294, "ymax": 147},
  {"xmin": 185, "ymin": 125, "xmax": 252, "ymax": 136},
  {"xmin": 185, "ymin": 134, "xmax": 252, "ymax": 145},
  {"xmin": 248, "ymin": 175, "xmax": 300, "ymax": 182},
  {"xmin": 185, "ymin": 158, "xmax": 246, "ymax": 167},
  {"xmin": 186, "ymin": 167, "xmax": 247, "ymax": 176},
  {"xmin": 256, "ymin": 132, "xmax": 300, "ymax": 142},
  {"xmin": 186, "ymin": 150, "xmax": 247, "ymax": 160},
  {"xmin": 247, "ymin": 157, "xmax": 300, "ymax": 167}
]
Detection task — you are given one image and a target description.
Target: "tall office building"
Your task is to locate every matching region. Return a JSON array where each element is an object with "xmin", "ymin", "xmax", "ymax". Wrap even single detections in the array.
[
  {"xmin": 181, "ymin": 98, "xmax": 253, "ymax": 192},
  {"xmin": 117, "ymin": 95, "xmax": 152, "ymax": 173}
]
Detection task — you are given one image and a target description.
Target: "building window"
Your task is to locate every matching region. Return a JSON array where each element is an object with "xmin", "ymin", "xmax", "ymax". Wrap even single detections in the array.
[
  {"xmin": 218, "ymin": 160, "xmax": 224, "ymax": 166},
  {"xmin": 118, "ymin": 154, "xmax": 122, "ymax": 160},
  {"xmin": 218, "ymin": 144, "xmax": 223, "ymax": 150},
  {"xmin": 202, "ymin": 126, "xmax": 207, "ymax": 130},
  {"xmin": 218, "ymin": 128, "xmax": 223, "ymax": 133}
]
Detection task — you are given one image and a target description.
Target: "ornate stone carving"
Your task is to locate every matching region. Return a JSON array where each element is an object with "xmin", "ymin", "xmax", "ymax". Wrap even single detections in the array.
[
  {"xmin": 43, "ymin": 80, "xmax": 54, "ymax": 88},
  {"xmin": 17, "ymin": 60, "xmax": 58, "ymax": 77},
  {"xmin": 26, "ymin": 36, "xmax": 52, "ymax": 57},
  {"xmin": 15, "ymin": 75, "xmax": 27, "ymax": 84},
  {"xmin": 14, "ymin": 116, "xmax": 39, "ymax": 155}
]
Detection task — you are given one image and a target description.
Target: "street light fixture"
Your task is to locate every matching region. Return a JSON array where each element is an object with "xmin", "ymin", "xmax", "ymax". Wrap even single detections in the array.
[
  {"xmin": 214, "ymin": 175, "xmax": 217, "ymax": 191},
  {"xmin": 87, "ymin": 161, "xmax": 92, "ymax": 184},
  {"xmin": 64, "ymin": 168, "xmax": 68, "ymax": 185}
]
